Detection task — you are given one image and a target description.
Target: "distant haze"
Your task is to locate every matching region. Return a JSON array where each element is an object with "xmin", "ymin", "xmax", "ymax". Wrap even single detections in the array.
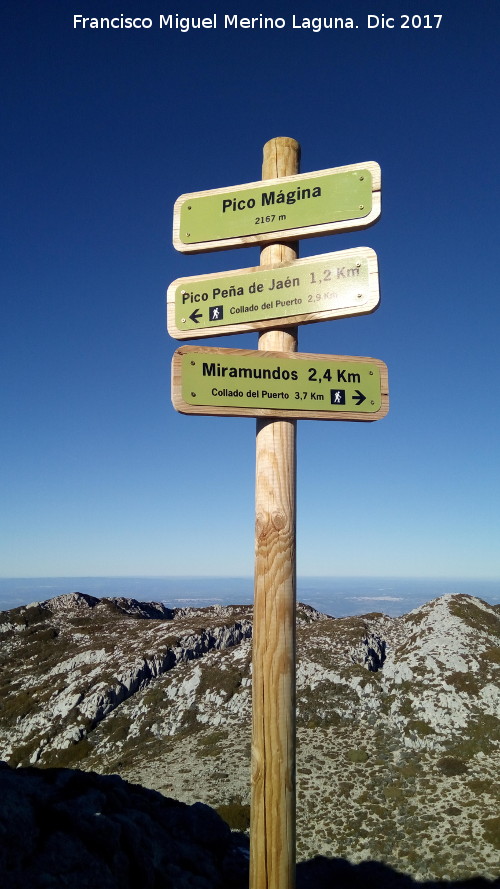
[{"xmin": 0, "ymin": 576, "xmax": 498, "ymax": 617}]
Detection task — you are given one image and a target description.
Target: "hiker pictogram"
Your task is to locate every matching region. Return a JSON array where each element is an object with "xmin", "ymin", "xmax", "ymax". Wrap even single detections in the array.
[{"xmin": 330, "ymin": 389, "xmax": 345, "ymax": 405}]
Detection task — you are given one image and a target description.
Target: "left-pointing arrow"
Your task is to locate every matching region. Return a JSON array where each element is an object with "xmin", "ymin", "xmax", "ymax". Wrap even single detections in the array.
[
  {"xmin": 352, "ymin": 390, "xmax": 366, "ymax": 406},
  {"xmin": 190, "ymin": 309, "xmax": 203, "ymax": 323}
]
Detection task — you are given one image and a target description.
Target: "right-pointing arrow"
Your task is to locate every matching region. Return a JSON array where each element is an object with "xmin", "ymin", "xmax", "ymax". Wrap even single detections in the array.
[{"xmin": 353, "ymin": 390, "xmax": 366, "ymax": 406}]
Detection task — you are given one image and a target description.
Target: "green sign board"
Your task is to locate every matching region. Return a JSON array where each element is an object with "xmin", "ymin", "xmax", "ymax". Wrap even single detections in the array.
[
  {"xmin": 167, "ymin": 247, "xmax": 379, "ymax": 339},
  {"xmin": 173, "ymin": 162, "xmax": 381, "ymax": 253},
  {"xmin": 172, "ymin": 347, "xmax": 389, "ymax": 421}
]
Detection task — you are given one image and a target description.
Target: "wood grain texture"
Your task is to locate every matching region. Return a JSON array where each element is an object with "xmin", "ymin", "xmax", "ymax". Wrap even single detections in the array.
[
  {"xmin": 173, "ymin": 160, "xmax": 381, "ymax": 253},
  {"xmin": 251, "ymin": 136, "xmax": 299, "ymax": 889},
  {"xmin": 252, "ymin": 416, "xmax": 296, "ymax": 889},
  {"xmin": 166, "ymin": 247, "xmax": 379, "ymax": 340}
]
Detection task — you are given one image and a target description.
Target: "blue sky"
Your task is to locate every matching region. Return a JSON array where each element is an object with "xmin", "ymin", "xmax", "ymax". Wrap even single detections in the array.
[{"xmin": 1, "ymin": 1, "xmax": 499, "ymax": 579}]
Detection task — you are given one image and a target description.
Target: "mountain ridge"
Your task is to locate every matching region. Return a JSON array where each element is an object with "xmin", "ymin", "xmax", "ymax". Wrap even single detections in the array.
[{"xmin": 1, "ymin": 591, "xmax": 499, "ymax": 882}]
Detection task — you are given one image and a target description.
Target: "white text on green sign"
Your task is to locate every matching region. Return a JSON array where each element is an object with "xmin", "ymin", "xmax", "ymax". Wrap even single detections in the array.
[
  {"xmin": 167, "ymin": 247, "xmax": 379, "ymax": 339},
  {"xmin": 172, "ymin": 347, "xmax": 389, "ymax": 421},
  {"xmin": 173, "ymin": 162, "xmax": 381, "ymax": 252}
]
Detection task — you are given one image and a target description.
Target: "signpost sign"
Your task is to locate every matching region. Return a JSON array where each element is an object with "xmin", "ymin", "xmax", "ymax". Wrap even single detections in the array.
[
  {"xmin": 168, "ymin": 137, "xmax": 388, "ymax": 889},
  {"xmin": 173, "ymin": 161, "xmax": 381, "ymax": 253},
  {"xmin": 167, "ymin": 246, "xmax": 379, "ymax": 339},
  {"xmin": 172, "ymin": 346, "xmax": 389, "ymax": 421}
]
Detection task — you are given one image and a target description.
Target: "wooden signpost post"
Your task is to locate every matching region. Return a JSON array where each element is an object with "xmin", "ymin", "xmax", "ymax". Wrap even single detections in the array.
[
  {"xmin": 169, "ymin": 137, "xmax": 388, "ymax": 889},
  {"xmin": 251, "ymin": 137, "xmax": 300, "ymax": 889}
]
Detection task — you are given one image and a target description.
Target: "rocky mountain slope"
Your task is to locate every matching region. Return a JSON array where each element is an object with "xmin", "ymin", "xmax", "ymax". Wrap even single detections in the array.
[{"xmin": 1, "ymin": 592, "xmax": 499, "ymax": 883}]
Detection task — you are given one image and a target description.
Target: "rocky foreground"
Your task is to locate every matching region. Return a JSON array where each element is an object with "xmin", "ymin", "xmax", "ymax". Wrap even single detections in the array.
[
  {"xmin": 1, "ymin": 762, "xmax": 498, "ymax": 889},
  {"xmin": 1, "ymin": 592, "xmax": 500, "ymax": 884}
]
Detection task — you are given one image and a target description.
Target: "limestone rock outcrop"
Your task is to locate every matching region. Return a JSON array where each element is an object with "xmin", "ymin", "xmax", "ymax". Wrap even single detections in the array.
[{"xmin": 0, "ymin": 595, "xmax": 252, "ymax": 765}]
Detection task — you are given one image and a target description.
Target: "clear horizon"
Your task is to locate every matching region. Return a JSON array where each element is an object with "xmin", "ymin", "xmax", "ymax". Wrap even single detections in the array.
[{"xmin": 1, "ymin": 574, "xmax": 498, "ymax": 619}]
